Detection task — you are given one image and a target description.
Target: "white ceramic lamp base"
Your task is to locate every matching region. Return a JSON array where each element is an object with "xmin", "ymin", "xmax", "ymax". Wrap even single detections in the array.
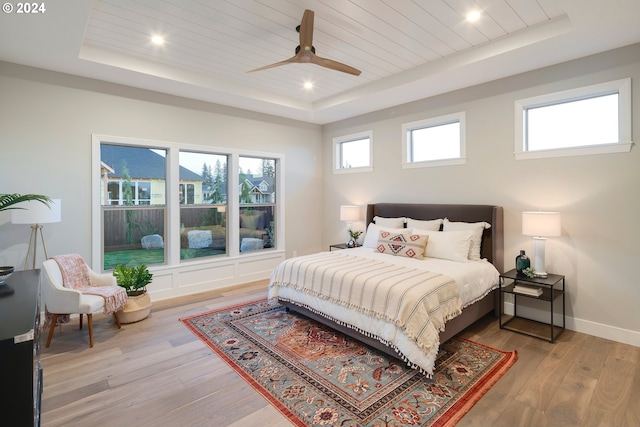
[{"xmin": 532, "ymin": 237, "xmax": 548, "ymax": 278}]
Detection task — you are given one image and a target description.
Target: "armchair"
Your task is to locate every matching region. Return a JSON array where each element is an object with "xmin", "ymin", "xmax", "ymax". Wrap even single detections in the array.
[{"xmin": 42, "ymin": 257, "xmax": 126, "ymax": 348}]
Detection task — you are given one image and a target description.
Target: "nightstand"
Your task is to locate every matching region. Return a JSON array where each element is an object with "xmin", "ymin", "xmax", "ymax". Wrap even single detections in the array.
[
  {"xmin": 498, "ymin": 269, "xmax": 565, "ymax": 342},
  {"xmin": 329, "ymin": 243, "xmax": 349, "ymax": 251}
]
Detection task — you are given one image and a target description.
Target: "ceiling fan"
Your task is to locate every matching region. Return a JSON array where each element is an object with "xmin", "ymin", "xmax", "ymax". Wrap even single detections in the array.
[{"xmin": 247, "ymin": 9, "xmax": 361, "ymax": 76}]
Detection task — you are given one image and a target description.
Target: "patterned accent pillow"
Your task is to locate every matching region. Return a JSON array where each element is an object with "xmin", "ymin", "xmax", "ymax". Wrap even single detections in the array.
[{"xmin": 375, "ymin": 230, "xmax": 429, "ymax": 259}]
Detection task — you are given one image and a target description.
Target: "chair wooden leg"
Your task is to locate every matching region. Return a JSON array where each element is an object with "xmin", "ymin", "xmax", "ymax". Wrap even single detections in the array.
[
  {"xmin": 113, "ymin": 312, "xmax": 122, "ymax": 329},
  {"xmin": 79, "ymin": 313, "xmax": 83, "ymax": 330},
  {"xmin": 87, "ymin": 313, "xmax": 94, "ymax": 348},
  {"xmin": 46, "ymin": 314, "xmax": 58, "ymax": 348}
]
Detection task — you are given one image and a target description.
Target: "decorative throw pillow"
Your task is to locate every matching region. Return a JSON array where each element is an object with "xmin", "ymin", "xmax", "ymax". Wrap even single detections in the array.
[
  {"xmin": 373, "ymin": 216, "xmax": 406, "ymax": 228},
  {"xmin": 442, "ymin": 219, "xmax": 491, "ymax": 261},
  {"xmin": 412, "ymin": 228, "xmax": 474, "ymax": 263},
  {"xmin": 362, "ymin": 223, "xmax": 409, "ymax": 248},
  {"xmin": 375, "ymin": 230, "xmax": 429, "ymax": 259},
  {"xmin": 406, "ymin": 218, "xmax": 443, "ymax": 231}
]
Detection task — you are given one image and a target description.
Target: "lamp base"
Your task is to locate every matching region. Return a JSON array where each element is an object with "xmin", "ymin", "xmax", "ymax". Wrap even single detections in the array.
[{"xmin": 534, "ymin": 272, "xmax": 548, "ymax": 279}]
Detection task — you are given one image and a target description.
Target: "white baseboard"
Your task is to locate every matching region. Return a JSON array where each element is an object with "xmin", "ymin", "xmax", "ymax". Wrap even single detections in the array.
[{"xmin": 503, "ymin": 301, "xmax": 640, "ymax": 348}]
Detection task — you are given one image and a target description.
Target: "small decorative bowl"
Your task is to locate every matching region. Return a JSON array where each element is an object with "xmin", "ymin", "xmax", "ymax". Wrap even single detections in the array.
[{"xmin": 0, "ymin": 266, "xmax": 15, "ymax": 284}]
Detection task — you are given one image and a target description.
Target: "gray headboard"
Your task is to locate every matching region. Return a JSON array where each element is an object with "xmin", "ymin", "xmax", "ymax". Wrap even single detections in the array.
[{"xmin": 366, "ymin": 203, "xmax": 504, "ymax": 272}]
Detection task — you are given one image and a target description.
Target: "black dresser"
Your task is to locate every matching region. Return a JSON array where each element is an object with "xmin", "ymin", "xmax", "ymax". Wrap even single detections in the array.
[{"xmin": 0, "ymin": 269, "xmax": 42, "ymax": 427}]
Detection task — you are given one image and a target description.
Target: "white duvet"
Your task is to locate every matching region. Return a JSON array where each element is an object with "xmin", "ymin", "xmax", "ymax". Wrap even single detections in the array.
[{"xmin": 267, "ymin": 247, "xmax": 499, "ymax": 376}]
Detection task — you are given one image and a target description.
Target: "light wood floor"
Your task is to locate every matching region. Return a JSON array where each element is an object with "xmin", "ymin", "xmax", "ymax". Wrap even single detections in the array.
[{"xmin": 40, "ymin": 281, "xmax": 640, "ymax": 427}]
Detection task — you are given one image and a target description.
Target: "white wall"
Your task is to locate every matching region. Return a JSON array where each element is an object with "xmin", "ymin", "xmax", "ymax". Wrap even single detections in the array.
[
  {"xmin": 322, "ymin": 43, "xmax": 640, "ymax": 347},
  {"xmin": 0, "ymin": 62, "xmax": 324, "ymax": 300}
]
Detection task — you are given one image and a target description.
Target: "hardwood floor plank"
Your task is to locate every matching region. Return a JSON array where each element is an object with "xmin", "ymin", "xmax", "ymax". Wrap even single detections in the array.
[{"xmin": 39, "ymin": 282, "xmax": 639, "ymax": 427}]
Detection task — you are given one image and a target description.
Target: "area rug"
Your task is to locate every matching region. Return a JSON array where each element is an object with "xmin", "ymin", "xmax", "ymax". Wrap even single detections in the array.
[{"xmin": 180, "ymin": 299, "xmax": 517, "ymax": 427}]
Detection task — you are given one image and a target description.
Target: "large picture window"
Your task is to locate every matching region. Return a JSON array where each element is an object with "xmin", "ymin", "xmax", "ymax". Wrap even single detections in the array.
[
  {"xmin": 515, "ymin": 78, "xmax": 632, "ymax": 159},
  {"xmin": 94, "ymin": 136, "xmax": 282, "ymax": 271}
]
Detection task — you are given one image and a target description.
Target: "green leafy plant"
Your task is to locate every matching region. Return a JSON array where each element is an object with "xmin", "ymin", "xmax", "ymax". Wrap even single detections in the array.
[
  {"xmin": 522, "ymin": 267, "xmax": 536, "ymax": 279},
  {"xmin": 113, "ymin": 264, "xmax": 153, "ymax": 296},
  {"xmin": 348, "ymin": 229, "xmax": 363, "ymax": 240},
  {"xmin": 0, "ymin": 193, "xmax": 51, "ymax": 212}
]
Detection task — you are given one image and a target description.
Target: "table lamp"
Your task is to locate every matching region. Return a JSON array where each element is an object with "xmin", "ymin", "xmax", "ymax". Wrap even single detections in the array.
[
  {"xmin": 522, "ymin": 211, "xmax": 561, "ymax": 278},
  {"xmin": 340, "ymin": 205, "xmax": 361, "ymax": 246}
]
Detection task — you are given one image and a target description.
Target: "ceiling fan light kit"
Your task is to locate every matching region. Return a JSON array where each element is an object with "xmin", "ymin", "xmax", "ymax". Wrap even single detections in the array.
[{"xmin": 247, "ymin": 9, "xmax": 361, "ymax": 76}]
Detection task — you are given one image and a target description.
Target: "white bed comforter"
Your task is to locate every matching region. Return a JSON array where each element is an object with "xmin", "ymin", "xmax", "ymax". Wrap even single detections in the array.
[{"xmin": 268, "ymin": 247, "xmax": 499, "ymax": 376}]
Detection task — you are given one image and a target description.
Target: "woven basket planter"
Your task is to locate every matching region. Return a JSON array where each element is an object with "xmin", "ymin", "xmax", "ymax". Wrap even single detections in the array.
[{"xmin": 117, "ymin": 292, "xmax": 152, "ymax": 324}]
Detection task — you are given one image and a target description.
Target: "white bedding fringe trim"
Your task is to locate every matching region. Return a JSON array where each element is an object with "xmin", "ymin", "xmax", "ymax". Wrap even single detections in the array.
[{"xmin": 272, "ymin": 295, "xmax": 436, "ymax": 377}]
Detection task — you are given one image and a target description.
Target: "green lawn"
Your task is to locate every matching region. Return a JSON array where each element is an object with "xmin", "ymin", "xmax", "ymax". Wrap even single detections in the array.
[{"xmin": 103, "ymin": 248, "xmax": 226, "ymax": 270}]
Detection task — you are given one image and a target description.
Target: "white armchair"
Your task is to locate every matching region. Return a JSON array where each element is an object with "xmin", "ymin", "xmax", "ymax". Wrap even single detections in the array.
[{"xmin": 42, "ymin": 258, "xmax": 122, "ymax": 348}]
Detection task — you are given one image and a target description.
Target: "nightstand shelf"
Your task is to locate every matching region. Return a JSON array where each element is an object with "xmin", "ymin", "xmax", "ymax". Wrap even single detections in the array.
[
  {"xmin": 499, "ymin": 269, "xmax": 565, "ymax": 343},
  {"xmin": 329, "ymin": 243, "xmax": 349, "ymax": 251}
]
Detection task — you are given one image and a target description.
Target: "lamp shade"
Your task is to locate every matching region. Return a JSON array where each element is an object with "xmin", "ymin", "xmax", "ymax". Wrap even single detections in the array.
[
  {"xmin": 11, "ymin": 199, "xmax": 62, "ymax": 224},
  {"xmin": 522, "ymin": 211, "xmax": 561, "ymax": 237},
  {"xmin": 340, "ymin": 205, "xmax": 361, "ymax": 222}
]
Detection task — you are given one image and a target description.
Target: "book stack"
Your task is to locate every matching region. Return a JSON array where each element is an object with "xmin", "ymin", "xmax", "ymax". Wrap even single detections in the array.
[{"xmin": 513, "ymin": 284, "xmax": 543, "ymax": 297}]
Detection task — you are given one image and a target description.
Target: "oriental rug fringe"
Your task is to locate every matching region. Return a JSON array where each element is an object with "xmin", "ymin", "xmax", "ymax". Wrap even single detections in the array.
[{"xmin": 180, "ymin": 299, "xmax": 517, "ymax": 427}]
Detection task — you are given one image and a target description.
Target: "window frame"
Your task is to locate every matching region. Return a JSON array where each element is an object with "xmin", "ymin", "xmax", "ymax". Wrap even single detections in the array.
[
  {"xmin": 401, "ymin": 112, "xmax": 466, "ymax": 168},
  {"xmin": 92, "ymin": 135, "xmax": 284, "ymax": 271},
  {"xmin": 333, "ymin": 130, "xmax": 373, "ymax": 174},
  {"xmin": 514, "ymin": 78, "xmax": 633, "ymax": 160}
]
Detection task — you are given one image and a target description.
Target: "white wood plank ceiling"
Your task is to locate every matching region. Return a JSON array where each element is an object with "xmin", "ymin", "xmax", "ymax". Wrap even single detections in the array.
[{"xmin": 2, "ymin": 0, "xmax": 640, "ymax": 123}]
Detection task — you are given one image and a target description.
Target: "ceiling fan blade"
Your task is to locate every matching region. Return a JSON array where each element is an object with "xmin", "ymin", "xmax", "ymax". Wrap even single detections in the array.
[
  {"xmin": 246, "ymin": 8, "xmax": 360, "ymax": 76},
  {"xmin": 311, "ymin": 55, "xmax": 362, "ymax": 76},
  {"xmin": 246, "ymin": 56, "xmax": 300, "ymax": 73},
  {"xmin": 299, "ymin": 9, "xmax": 314, "ymax": 50}
]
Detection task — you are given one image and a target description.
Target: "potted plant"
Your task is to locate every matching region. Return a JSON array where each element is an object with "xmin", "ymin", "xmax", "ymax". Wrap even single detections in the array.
[
  {"xmin": 0, "ymin": 193, "xmax": 51, "ymax": 212},
  {"xmin": 347, "ymin": 229, "xmax": 363, "ymax": 248},
  {"xmin": 113, "ymin": 264, "xmax": 153, "ymax": 323}
]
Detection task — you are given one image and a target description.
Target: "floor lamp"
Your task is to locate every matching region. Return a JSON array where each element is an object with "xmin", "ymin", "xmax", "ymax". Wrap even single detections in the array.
[{"xmin": 11, "ymin": 199, "xmax": 61, "ymax": 270}]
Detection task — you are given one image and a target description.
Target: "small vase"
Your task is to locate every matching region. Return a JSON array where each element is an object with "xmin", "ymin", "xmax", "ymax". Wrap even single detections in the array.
[{"xmin": 515, "ymin": 250, "xmax": 530, "ymax": 275}]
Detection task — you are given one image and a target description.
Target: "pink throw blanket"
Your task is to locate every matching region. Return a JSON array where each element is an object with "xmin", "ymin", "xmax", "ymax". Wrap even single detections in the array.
[{"xmin": 45, "ymin": 254, "xmax": 128, "ymax": 328}]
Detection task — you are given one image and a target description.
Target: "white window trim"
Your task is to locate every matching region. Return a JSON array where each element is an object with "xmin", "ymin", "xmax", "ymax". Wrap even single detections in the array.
[
  {"xmin": 401, "ymin": 111, "xmax": 466, "ymax": 168},
  {"xmin": 333, "ymin": 130, "xmax": 373, "ymax": 174},
  {"xmin": 91, "ymin": 134, "xmax": 285, "ymax": 271},
  {"xmin": 515, "ymin": 78, "xmax": 633, "ymax": 160}
]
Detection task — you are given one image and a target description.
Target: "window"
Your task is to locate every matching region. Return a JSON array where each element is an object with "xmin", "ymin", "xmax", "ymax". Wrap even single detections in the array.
[
  {"xmin": 239, "ymin": 156, "xmax": 276, "ymax": 252},
  {"xmin": 94, "ymin": 136, "xmax": 282, "ymax": 271},
  {"xmin": 179, "ymin": 151, "xmax": 228, "ymax": 261},
  {"xmin": 100, "ymin": 144, "xmax": 167, "ymax": 270},
  {"xmin": 402, "ymin": 112, "xmax": 466, "ymax": 168},
  {"xmin": 515, "ymin": 78, "xmax": 632, "ymax": 159},
  {"xmin": 334, "ymin": 131, "xmax": 372, "ymax": 173}
]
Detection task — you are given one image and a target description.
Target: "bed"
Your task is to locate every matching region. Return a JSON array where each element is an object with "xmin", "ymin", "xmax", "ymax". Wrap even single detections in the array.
[{"xmin": 268, "ymin": 203, "xmax": 504, "ymax": 376}]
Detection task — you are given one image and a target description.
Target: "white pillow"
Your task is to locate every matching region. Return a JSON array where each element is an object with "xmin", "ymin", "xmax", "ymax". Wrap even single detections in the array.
[
  {"xmin": 363, "ymin": 223, "xmax": 410, "ymax": 248},
  {"xmin": 373, "ymin": 216, "xmax": 406, "ymax": 228},
  {"xmin": 442, "ymin": 219, "xmax": 491, "ymax": 261},
  {"xmin": 412, "ymin": 228, "xmax": 474, "ymax": 263},
  {"xmin": 406, "ymin": 218, "xmax": 442, "ymax": 231}
]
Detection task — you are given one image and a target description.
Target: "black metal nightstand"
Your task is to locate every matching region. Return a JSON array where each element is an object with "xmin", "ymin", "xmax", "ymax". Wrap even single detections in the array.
[
  {"xmin": 498, "ymin": 268, "xmax": 565, "ymax": 342},
  {"xmin": 329, "ymin": 243, "xmax": 349, "ymax": 251}
]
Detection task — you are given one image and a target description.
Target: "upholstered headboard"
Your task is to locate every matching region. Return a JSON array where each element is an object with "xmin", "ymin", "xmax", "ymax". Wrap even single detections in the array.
[{"xmin": 366, "ymin": 203, "xmax": 504, "ymax": 272}]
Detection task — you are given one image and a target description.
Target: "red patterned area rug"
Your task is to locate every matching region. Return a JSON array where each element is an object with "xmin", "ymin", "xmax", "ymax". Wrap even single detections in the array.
[{"xmin": 180, "ymin": 299, "xmax": 517, "ymax": 427}]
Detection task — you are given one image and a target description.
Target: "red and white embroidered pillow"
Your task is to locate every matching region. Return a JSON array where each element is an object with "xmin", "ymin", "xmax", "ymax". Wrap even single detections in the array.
[{"xmin": 375, "ymin": 231, "xmax": 429, "ymax": 259}]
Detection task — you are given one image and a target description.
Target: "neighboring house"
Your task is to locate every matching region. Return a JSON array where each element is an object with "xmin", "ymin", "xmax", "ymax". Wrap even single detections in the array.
[
  {"xmin": 240, "ymin": 175, "xmax": 274, "ymax": 204},
  {"xmin": 100, "ymin": 145, "xmax": 204, "ymax": 205}
]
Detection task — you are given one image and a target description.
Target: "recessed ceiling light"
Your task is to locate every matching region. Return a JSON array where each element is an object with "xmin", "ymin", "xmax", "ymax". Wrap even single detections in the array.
[
  {"xmin": 466, "ymin": 11, "xmax": 481, "ymax": 22},
  {"xmin": 303, "ymin": 81, "xmax": 313, "ymax": 90},
  {"xmin": 151, "ymin": 35, "xmax": 165, "ymax": 46}
]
